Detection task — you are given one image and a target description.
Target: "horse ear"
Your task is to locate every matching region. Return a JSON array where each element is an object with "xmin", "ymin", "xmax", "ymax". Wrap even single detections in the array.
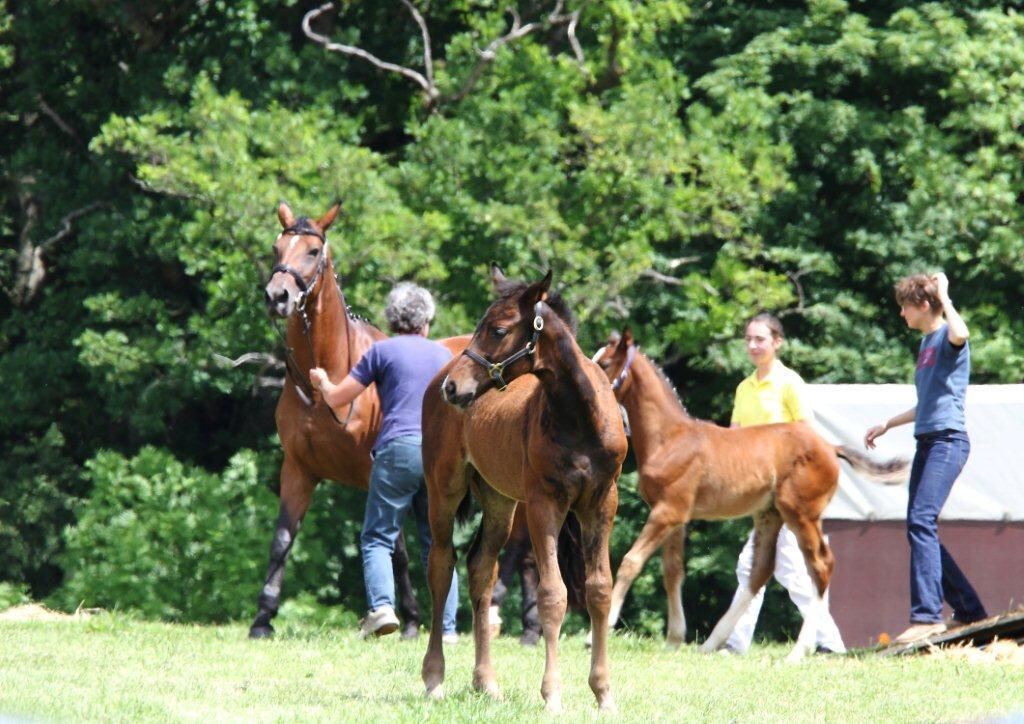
[
  {"xmin": 317, "ymin": 202, "xmax": 342, "ymax": 232},
  {"xmin": 523, "ymin": 270, "xmax": 553, "ymax": 306},
  {"xmin": 278, "ymin": 202, "xmax": 295, "ymax": 229},
  {"xmin": 621, "ymin": 327, "xmax": 634, "ymax": 348},
  {"xmin": 490, "ymin": 263, "xmax": 506, "ymax": 290}
]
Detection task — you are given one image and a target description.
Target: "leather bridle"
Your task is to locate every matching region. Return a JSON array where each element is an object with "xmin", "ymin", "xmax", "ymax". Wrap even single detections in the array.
[{"xmin": 461, "ymin": 302, "xmax": 545, "ymax": 391}]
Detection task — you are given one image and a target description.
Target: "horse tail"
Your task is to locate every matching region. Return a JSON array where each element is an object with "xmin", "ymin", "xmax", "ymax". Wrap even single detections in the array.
[
  {"xmin": 557, "ymin": 512, "xmax": 588, "ymax": 612},
  {"xmin": 835, "ymin": 445, "xmax": 909, "ymax": 485},
  {"xmin": 455, "ymin": 488, "xmax": 474, "ymax": 527}
]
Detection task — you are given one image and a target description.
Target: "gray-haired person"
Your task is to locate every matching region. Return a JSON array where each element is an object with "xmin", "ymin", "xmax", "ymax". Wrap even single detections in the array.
[{"xmin": 310, "ymin": 283, "xmax": 459, "ymax": 641}]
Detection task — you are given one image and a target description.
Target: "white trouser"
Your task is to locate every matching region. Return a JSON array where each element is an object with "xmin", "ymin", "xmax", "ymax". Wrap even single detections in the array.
[{"xmin": 725, "ymin": 525, "xmax": 846, "ymax": 654}]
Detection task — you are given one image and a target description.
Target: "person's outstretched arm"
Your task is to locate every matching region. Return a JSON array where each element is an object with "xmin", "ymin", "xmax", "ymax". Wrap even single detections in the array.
[
  {"xmin": 864, "ymin": 406, "xmax": 916, "ymax": 449},
  {"xmin": 310, "ymin": 368, "xmax": 366, "ymax": 411}
]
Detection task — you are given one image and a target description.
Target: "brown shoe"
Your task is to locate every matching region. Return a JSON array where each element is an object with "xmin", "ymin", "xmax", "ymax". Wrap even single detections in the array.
[{"xmin": 893, "ymin": 622, "xmax": 946, "ymax": 644}]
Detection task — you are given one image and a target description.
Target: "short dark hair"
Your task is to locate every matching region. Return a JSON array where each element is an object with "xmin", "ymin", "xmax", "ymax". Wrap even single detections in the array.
[
  {"xmin": 745, "ymin": 312, "xmax": 784, "ymax": 340},
  {"xmin": 894, "ymin": 274, "xmax": 942, "ymax": 312}
]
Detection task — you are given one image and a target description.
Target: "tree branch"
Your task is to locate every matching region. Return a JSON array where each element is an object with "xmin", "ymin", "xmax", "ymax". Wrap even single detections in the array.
[
  {"xmin": 36, "ymin": 96, "xmax": 80, "ymax": 141},
  {"xmin": 640, "ymin": 268, "xmax": 684, "ymax": 286},
  {"xmin": 302, "ymin": 2, "xmax": 439, "ymax": 103}
]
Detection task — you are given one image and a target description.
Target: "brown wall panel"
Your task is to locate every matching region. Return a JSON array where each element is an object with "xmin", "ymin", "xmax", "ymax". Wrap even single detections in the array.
[{"xmin": 823, "ymin": 520, "xmax": 1024, "ymax": 648}]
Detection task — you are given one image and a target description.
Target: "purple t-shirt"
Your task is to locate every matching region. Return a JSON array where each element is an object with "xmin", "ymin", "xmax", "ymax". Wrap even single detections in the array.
[{"xmin": 350, "ymin": 335, "xmax": 453, "ymax": 452}]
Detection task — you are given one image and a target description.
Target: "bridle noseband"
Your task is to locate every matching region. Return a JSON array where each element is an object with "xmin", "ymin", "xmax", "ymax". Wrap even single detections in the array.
[
  {"xmin": 266, "ymin": 224, "xmax": 353, "ymax": 427},
  {"xmin": 462, "ymin": 302, "xmax": 545, "ymax": 391},
  {"xmin": 269, "ymin": 225, "xmax": 329, "ymax": 319}
]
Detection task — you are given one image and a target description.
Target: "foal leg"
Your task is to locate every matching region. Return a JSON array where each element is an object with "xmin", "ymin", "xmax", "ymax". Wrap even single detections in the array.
[
  {"xmin": 662, "ymin": 525, "xmax": 687, "ymax": 649},
  {"xmin": 577, "ymin": 488, "xmax": 620, "ymax": 712},
  {"xmin": 525, "ymin": 496, "xmax": 571, "ymax": 713},
  {"xmin": 249, "ymin": 458, "xmax": 314, "ymax": 639},
  {"xmin": 780, "ymin": 515, "xmax": 834, "ymax": 663},
  {"xmin": 466, "ymin": 480, "xmax": 517, "ymax": 698},
  {"xmin": 421, "ymin": 467, "xmax": 469, "ymax": 699},
  {"xmin": 608, "ymin": 505, "xmax": 681, "ymax": 630},
  {"xmin": 701, "ymin": 508, "xmax": 782, "ymax": 653}
]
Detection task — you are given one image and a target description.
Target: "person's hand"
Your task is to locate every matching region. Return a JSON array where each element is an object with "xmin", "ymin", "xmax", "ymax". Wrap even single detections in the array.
[
  {"xmin": 309, "ymin": 367, "xmax": 329, "ymax": 391},
  {"xmin": 864, "ymin": 422, "xmax": 888, "ymax": 450},
  {"xmin": 931, "ymin": 272, "xmax": 950, "ymax": 303}
]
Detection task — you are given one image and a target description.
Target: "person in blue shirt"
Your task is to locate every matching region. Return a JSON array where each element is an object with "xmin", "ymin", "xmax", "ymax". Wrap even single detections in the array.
[
  {"xmin": 310, "ymin": 283, "xmax": 459, "ymax": 641},
  {"xmin": 864, "ymin": 272, "xmax": 987, "ymax": 644}
]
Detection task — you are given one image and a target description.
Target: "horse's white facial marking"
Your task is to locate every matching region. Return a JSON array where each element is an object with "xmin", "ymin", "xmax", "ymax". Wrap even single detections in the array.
[{"xmin": 286, "ymin": 234, "xmax": 299, "ymax": 253}]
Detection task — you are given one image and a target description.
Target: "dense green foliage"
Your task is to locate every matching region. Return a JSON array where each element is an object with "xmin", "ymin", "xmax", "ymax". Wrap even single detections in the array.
[{"xmin": 2, "ymin": 1, "xmax": 1022, "ymax": 638}]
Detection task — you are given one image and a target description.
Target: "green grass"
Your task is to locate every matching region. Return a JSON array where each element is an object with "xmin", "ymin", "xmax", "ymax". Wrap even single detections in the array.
[{"xmin": 1, "ymin": 615, "xmax": 1022, "ymax": 722}]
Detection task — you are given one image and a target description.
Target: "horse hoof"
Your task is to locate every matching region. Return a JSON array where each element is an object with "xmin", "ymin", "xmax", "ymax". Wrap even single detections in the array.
[
  {"xmin": 425, "ymin": 684, "xmax": 444, "ymax": 700},
  {"xmin": 664, "ymin": 639, "xmax": 683, "ymax": 652},
  {"xmin": 474, "ymin": 681, "xmax": 502, "ymax": 699},
  {"xmin": 599, "ymin": 697, "xmax": 618, "ymax": 715},
  {"xmin": 401, "ymin": 622, "xmax": 420, "ymax": 640},
  {"xmin": 520, "ymin": 630, "xmax": 540, "ymax": 647},
  {"xmin": 248, "ymin": 624, "xmax": 275, "ymax": 640},
  {"xmin": 544, "ymin": 696, "xmax": 563, "ymax": 714}
]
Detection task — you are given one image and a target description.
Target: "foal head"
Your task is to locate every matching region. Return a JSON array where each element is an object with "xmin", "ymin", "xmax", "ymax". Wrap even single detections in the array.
[
  {"xmin": 264, "ymin": 202, "xmax": 340, "ymax": 318},
  {"xmin": 441, "ymin": 266, "xmax": 574, "ymax": 409},
  {"xmin": 593, "ymin": 329, "xmax": 637, "ymax": 396}
]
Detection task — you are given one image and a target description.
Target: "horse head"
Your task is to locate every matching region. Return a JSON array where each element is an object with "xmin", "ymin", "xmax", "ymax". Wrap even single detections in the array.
[
  {"xmin": 441, "ymin": 265, "xmax": 556, "ymax": 409},
  {"xmin": 593, "ymin": 328, "xmax": 637, "ymax": 396},
  {"xmin": 264, "ymin": 201, "xmax": 340, "ymax": 318}
]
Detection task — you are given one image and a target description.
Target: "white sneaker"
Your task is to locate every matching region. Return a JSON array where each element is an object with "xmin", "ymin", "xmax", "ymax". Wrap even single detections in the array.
[
  {"xmin": 358, "ymin": 606, "xmax": 400, "ymax": 639},
  {"xmin": 442, "ymin": 632, "xmax": 460, "ymax": 645}
]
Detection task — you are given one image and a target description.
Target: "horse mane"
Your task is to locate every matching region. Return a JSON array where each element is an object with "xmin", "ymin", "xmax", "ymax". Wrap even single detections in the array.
[
  {"xmin": 493, "ymin": 280, "xmax": 578, "ymax": 338},
  {"xmin": 639, "ymin": 350, "xmax": 691, "ymax": 418},
  {"xmin": 290, "ymin": 216, "xmax": 322, "ymax": 236}
]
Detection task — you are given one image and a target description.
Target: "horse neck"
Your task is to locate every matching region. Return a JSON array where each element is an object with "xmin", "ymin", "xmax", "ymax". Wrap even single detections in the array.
[
  {"xmin": 286, "ymin": 257, "xmax": 354, "ymax": 374},
  {"xmin": 621, "ymin": 352, "xmax": 696, "ymax": 462},
  {"xmin": 532, "ymin": 321, "xmax": 604, "ymax": 439}
]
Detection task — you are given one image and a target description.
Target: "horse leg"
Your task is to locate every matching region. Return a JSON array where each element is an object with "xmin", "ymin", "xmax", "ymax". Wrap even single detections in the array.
[
  {"xmin": 577, "ymin": 488, "xmax": 619, "ymax": 713},
  {"xmin": 518, "ymin": 541, "xmax": 541, "ymax": 646},
  {"xmin": 249, "ymin": 459, "xmax": 315, "ymax": 639},
  {"xmin": 662, "ymin": 525, "xmax": 687, "ymax": 650},
  {"xmin": 701, "ymin": 508, "xmax": 782, "ymax": 653},
  {"xmin": 466, "ymin": 479, "xmax": 517, "ymax": 698},
  {"xmin": 608, "ymin": 506, "xmax": 681, "ymax": 630},
  {"xmin": 392, "ymin": 532, "xmax": 421, "ymax": 639},
  {"xmin": 779, "ymin": 515, "xmax": 834, "ymax": 662},
  {"xmin": 421, "ymin": 465, "xmax": 468, "ymax": 699},
  {"xmin": 525, "ymin": 496, "xmax": 570, "ymax": 713}
]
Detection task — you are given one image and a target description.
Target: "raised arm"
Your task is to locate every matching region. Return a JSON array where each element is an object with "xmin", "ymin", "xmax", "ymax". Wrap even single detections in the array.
[{"xmin": 932, "ymin": 272, "xmax": 969, "ymax": 346}]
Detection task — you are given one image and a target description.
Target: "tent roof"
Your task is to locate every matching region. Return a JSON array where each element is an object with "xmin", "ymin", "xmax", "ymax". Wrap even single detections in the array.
[{"xmin": 809, "ymin": 385, "xmax": 1024, "ymax": 521}]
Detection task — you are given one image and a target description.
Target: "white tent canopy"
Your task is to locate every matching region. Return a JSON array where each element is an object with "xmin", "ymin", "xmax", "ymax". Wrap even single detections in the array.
[{"xmin": 808, "ymin": 385, "xmax": 1024, "ymax": 521}]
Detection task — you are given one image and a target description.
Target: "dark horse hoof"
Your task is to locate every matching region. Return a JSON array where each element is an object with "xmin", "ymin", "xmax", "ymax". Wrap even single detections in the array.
[
  {"xmin": 249, "ymin": 623, "xmax": 275, "ymax": 639},
  {"xmin": 400, "ymin": 622, "xmax": 420, "ymax": 640},
  {"xmin": 520, "ymin": 629, "xmax": 541, "ymax": 647}
]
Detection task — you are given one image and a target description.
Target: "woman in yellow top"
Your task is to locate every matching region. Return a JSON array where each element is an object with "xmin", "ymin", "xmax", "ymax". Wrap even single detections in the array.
[{"xmin": 723, "ymin": 313, "xmax": 846, "ymax": 655}]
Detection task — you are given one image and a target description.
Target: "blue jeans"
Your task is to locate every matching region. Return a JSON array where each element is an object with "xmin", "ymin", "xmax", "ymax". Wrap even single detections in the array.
[
  {"xmin": 906, "ymin": 430, "xmax": 986, "ymax": 624},
  {"xmin": 362, "ymin": 436, "xmax": 458, "ymax": 634}
]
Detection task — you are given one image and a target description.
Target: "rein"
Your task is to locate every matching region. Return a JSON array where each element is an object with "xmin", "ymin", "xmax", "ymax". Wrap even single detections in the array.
[
  {"xmin": 268, "ymin": 227, "xmax": 354, "ymax": 427},
  {"xmin": 462, "ymin": 302, "xmax": 545, "ymax": 391}
]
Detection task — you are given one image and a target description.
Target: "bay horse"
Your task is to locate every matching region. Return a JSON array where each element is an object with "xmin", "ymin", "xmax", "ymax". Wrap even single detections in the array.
[
  {"xmin": 253, "ymin": 201, "xmax": 468, "ymax": 639},
  {"xmin": 592, "ymin": 330, "xmax": 908, "ymax": 661},
  {"xmin": 420, "ymin": 268, "xmax": 626, "ymax": 712}
]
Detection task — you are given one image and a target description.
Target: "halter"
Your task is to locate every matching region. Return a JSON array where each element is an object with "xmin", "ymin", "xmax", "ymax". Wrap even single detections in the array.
[
  {"xmin": 266, "ymin": 225, "xmax": 353, "ymax": 427},
  {"xmin": 611, "ymin": 344, "xmax": 639, "ymax": 391},
  {"xmin": 462, "ymin": 302, "xmax": 545, "ymax": 391}
]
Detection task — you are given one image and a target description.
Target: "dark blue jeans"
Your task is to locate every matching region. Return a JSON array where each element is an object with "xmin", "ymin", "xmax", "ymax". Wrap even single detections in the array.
[
  {"xmin": 906, "ymin": 429, "xmax": 987, "ymax": 624},
  {"xmin": 363, "ymin": 436, "xmax": 458, "ymax": 633}
]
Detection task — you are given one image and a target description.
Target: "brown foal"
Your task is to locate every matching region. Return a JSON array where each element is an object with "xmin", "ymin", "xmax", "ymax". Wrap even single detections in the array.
[
  {"xmin": 593, "ymin": 330, "xmax": 908, "ymax": 661},
  {"xmin": 420, "ymin": 268, "xmax": 626, "ymax": 712},
  {"xmin": 252, "ymin": 202, "xmax": 467, "ymax": 639}
]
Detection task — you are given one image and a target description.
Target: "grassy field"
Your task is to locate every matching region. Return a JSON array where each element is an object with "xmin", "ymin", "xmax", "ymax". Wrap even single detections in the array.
[{"xmin": 1, "ymin": 614, "xmax": 1023, "ymax": 723}]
